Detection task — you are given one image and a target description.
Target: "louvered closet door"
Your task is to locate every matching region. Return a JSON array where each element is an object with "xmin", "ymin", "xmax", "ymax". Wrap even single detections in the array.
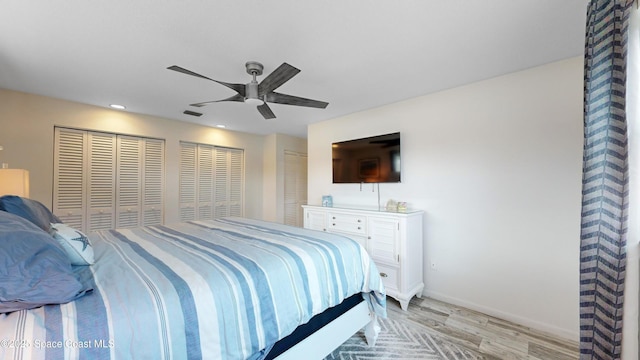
[
  {"xmin": 228, "ymin": 148, "xmax": 243, "ymax": 217},
  {"xmin": 87, "ymin": 132, "xmax": 117, "ymax": 231},
  {"xmin": 214, "ymin": 148, "xmax": 230, "ymax": 218},
  {"xmin": 142, "ymin": 138, "xmax": 164, "ymax": 226},
  {"xmin": 197, "ymin": 145, "xmax": 214, "ymax": 220},
  {"xmin": 214, "ymin": 148, "xmax": 244, "ymax": 218},
  {"xmin": 179, "ymin": 142, "xmax": 197, "ymax": 221},
  {"xmin": 53, "ymin": 128, "xmax": 86, "ymax": 230},
  {"xmin": 180, "ymin": 143, "xmax": 244, "ymax": 221},
  {"xmin": 116, "ymin": 136, "xmax": 142, "ymax": 228},
  {"xmin": 55, "ymin": 129, "xmax": 164, "ymax": 231}
]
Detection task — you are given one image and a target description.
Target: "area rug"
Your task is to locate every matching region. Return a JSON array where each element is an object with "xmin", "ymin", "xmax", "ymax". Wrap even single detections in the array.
[{"xmin": 325, "ymin": 316, "xmax": 482, "ymax": 360}]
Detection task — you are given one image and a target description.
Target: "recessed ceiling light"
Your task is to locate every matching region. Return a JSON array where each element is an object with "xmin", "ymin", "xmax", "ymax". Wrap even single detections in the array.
[
  {"xmin": 216, "ymin": 125, "xmax": 226, "ymax": 128},
  {"xmin": 109, "ymin": 104, "xmax": 126, "ymax": 110}
]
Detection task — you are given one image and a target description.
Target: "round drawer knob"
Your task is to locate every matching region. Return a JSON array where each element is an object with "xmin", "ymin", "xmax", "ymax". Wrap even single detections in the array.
[
  {"xmin": 380, "ymin": 272, "xmax": 388, "ymax": 278},
  {"xmin": 357, "ymin": 226, "xmax": 361, "ymax": 230}
]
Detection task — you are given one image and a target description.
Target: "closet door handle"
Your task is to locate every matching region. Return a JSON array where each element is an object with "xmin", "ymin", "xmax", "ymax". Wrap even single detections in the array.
[{"xmin": 380, "ymin": 272, "xmax": 388, "ymax": 278}]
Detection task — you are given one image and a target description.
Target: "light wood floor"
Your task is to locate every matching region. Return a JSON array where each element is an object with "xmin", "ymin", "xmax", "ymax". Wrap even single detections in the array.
[{"xmin": 386, "ymin": 296, "xmax": 579, "ymax": 360}]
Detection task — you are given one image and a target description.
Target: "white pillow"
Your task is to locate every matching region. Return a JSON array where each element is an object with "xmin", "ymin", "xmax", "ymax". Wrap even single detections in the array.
[{"xmin": 49, "ymin": 223, "xmax": 94, "ymax": 265}]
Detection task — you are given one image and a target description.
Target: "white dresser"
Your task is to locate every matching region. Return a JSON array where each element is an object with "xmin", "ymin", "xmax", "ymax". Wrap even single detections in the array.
[{"xmin": 302, "ymin": 205, "xmax": 424, "ymax": 310}]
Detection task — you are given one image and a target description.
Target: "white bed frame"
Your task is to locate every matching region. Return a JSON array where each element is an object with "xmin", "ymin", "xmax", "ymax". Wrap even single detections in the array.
[{"xmin": 275, "ymin": 301, "xmax": 380, "ymax": 360}]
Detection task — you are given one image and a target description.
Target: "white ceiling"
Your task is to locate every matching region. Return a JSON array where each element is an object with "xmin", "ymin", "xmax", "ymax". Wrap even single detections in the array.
[{"xmin": 0, "ymin": 1, "xmax": 588, "ymax": 138}]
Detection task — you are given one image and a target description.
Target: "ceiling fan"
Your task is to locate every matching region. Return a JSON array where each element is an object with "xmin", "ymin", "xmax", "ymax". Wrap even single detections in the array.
[{"xmin": 167, "ymin": 62, "xmax": 329, "ymax": 119}]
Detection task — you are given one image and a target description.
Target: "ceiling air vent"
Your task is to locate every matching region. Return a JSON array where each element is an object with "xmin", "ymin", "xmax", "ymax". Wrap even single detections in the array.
[{"xmin": 183, "ymin": 110, "xmax": 202, "ymax": 117}]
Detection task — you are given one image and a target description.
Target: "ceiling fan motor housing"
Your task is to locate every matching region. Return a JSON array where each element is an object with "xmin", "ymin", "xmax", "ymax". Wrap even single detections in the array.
[{"xmin": 245, "ymin": 82, "xmax": 263, "ymax": 104}]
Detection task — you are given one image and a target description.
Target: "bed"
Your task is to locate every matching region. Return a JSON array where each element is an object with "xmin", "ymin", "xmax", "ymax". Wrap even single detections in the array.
[{"xmin": 0, "ymin": 197, "xmax": 386, "ymax": 360}]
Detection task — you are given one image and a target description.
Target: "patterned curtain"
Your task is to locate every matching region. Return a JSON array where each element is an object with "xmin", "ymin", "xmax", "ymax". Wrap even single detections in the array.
[{"xmin": 580, "ymin": 1, "xmax": 634, "ymax": 359}]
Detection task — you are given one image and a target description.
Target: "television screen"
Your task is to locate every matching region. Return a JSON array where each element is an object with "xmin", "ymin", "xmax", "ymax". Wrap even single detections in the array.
[{"xmin": 332, "ymin": 132, "xmax": 401, "ymax": 183}]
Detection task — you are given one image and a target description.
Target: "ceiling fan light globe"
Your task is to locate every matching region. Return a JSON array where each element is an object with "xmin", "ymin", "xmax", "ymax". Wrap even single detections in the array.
[{"xmin": 245, "ymin": 97, "xmax": 264, "ymax": 106}]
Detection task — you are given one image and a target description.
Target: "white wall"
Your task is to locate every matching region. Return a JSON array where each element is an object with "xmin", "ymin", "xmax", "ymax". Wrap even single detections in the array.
[
  {"xmin": 308, "ymin": 57, "xmax": 583, "ymax": 340},
  {"xmin": 0, "ymin": 89, "xmax": 266, "ymax": 222}
]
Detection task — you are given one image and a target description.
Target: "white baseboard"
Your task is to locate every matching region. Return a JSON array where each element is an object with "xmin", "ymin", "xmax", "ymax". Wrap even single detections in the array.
[{"xmin": 422, "ymin": 290, "xmax": 579, "ymax": 342}]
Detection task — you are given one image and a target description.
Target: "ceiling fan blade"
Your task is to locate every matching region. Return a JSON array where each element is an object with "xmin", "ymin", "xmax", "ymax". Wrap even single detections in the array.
[
  {"xmin": 257, "ymin": 103, "xmax": 276, "ymax": 119},
  {"xmin": 266, "ymin": 92, "xmax": 329, "ymax": 109},
  {"xmin": 258, "ymin": 63, "xmax": 300, "ymax": 96},
  {"xmin": 167, "ymin": 65, "xmax": 214, "ymax": 81},
  {"xmin": 190, "ymin": 94, "xmax": 245, "ymax": 107},
  {"xmin": 167, "ymin": 65, "xmax": 246, "ymax": 96}
]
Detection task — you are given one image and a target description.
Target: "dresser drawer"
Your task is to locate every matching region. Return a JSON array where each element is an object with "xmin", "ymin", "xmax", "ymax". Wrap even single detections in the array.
[
  {"xmin": 328, "ymin": 212, "xmax": 367, "ymax": 236},
  {"xmin": 376, "ymin": 264, "xmax": 399, "ymax": 292}
]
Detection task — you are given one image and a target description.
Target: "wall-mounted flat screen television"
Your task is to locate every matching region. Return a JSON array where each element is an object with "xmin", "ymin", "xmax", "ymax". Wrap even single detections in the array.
[{"xmin": 332, "ymin": 132, "xmax": 401, "ymax": 183}]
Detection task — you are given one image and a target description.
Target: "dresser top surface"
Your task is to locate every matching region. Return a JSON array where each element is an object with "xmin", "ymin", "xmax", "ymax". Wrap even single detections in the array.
[{"xmin": 303, "ymin": 204, "xmax": 423, "ymax": 216}]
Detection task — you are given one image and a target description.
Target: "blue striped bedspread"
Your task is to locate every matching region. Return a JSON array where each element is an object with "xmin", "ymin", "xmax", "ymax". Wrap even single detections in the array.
[{"xmin": 0, "ymin": 217, "xmax": 386, "ymax": 360}]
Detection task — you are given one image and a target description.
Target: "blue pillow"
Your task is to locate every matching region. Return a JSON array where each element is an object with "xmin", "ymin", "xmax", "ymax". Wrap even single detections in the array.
[
  {"xmin": 0, "ymin": 195, "xmax": 61, "ymax": 232},
  {"xmin": 0, "ymin": 210, "xmax": 91, "ymax": 313}
]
